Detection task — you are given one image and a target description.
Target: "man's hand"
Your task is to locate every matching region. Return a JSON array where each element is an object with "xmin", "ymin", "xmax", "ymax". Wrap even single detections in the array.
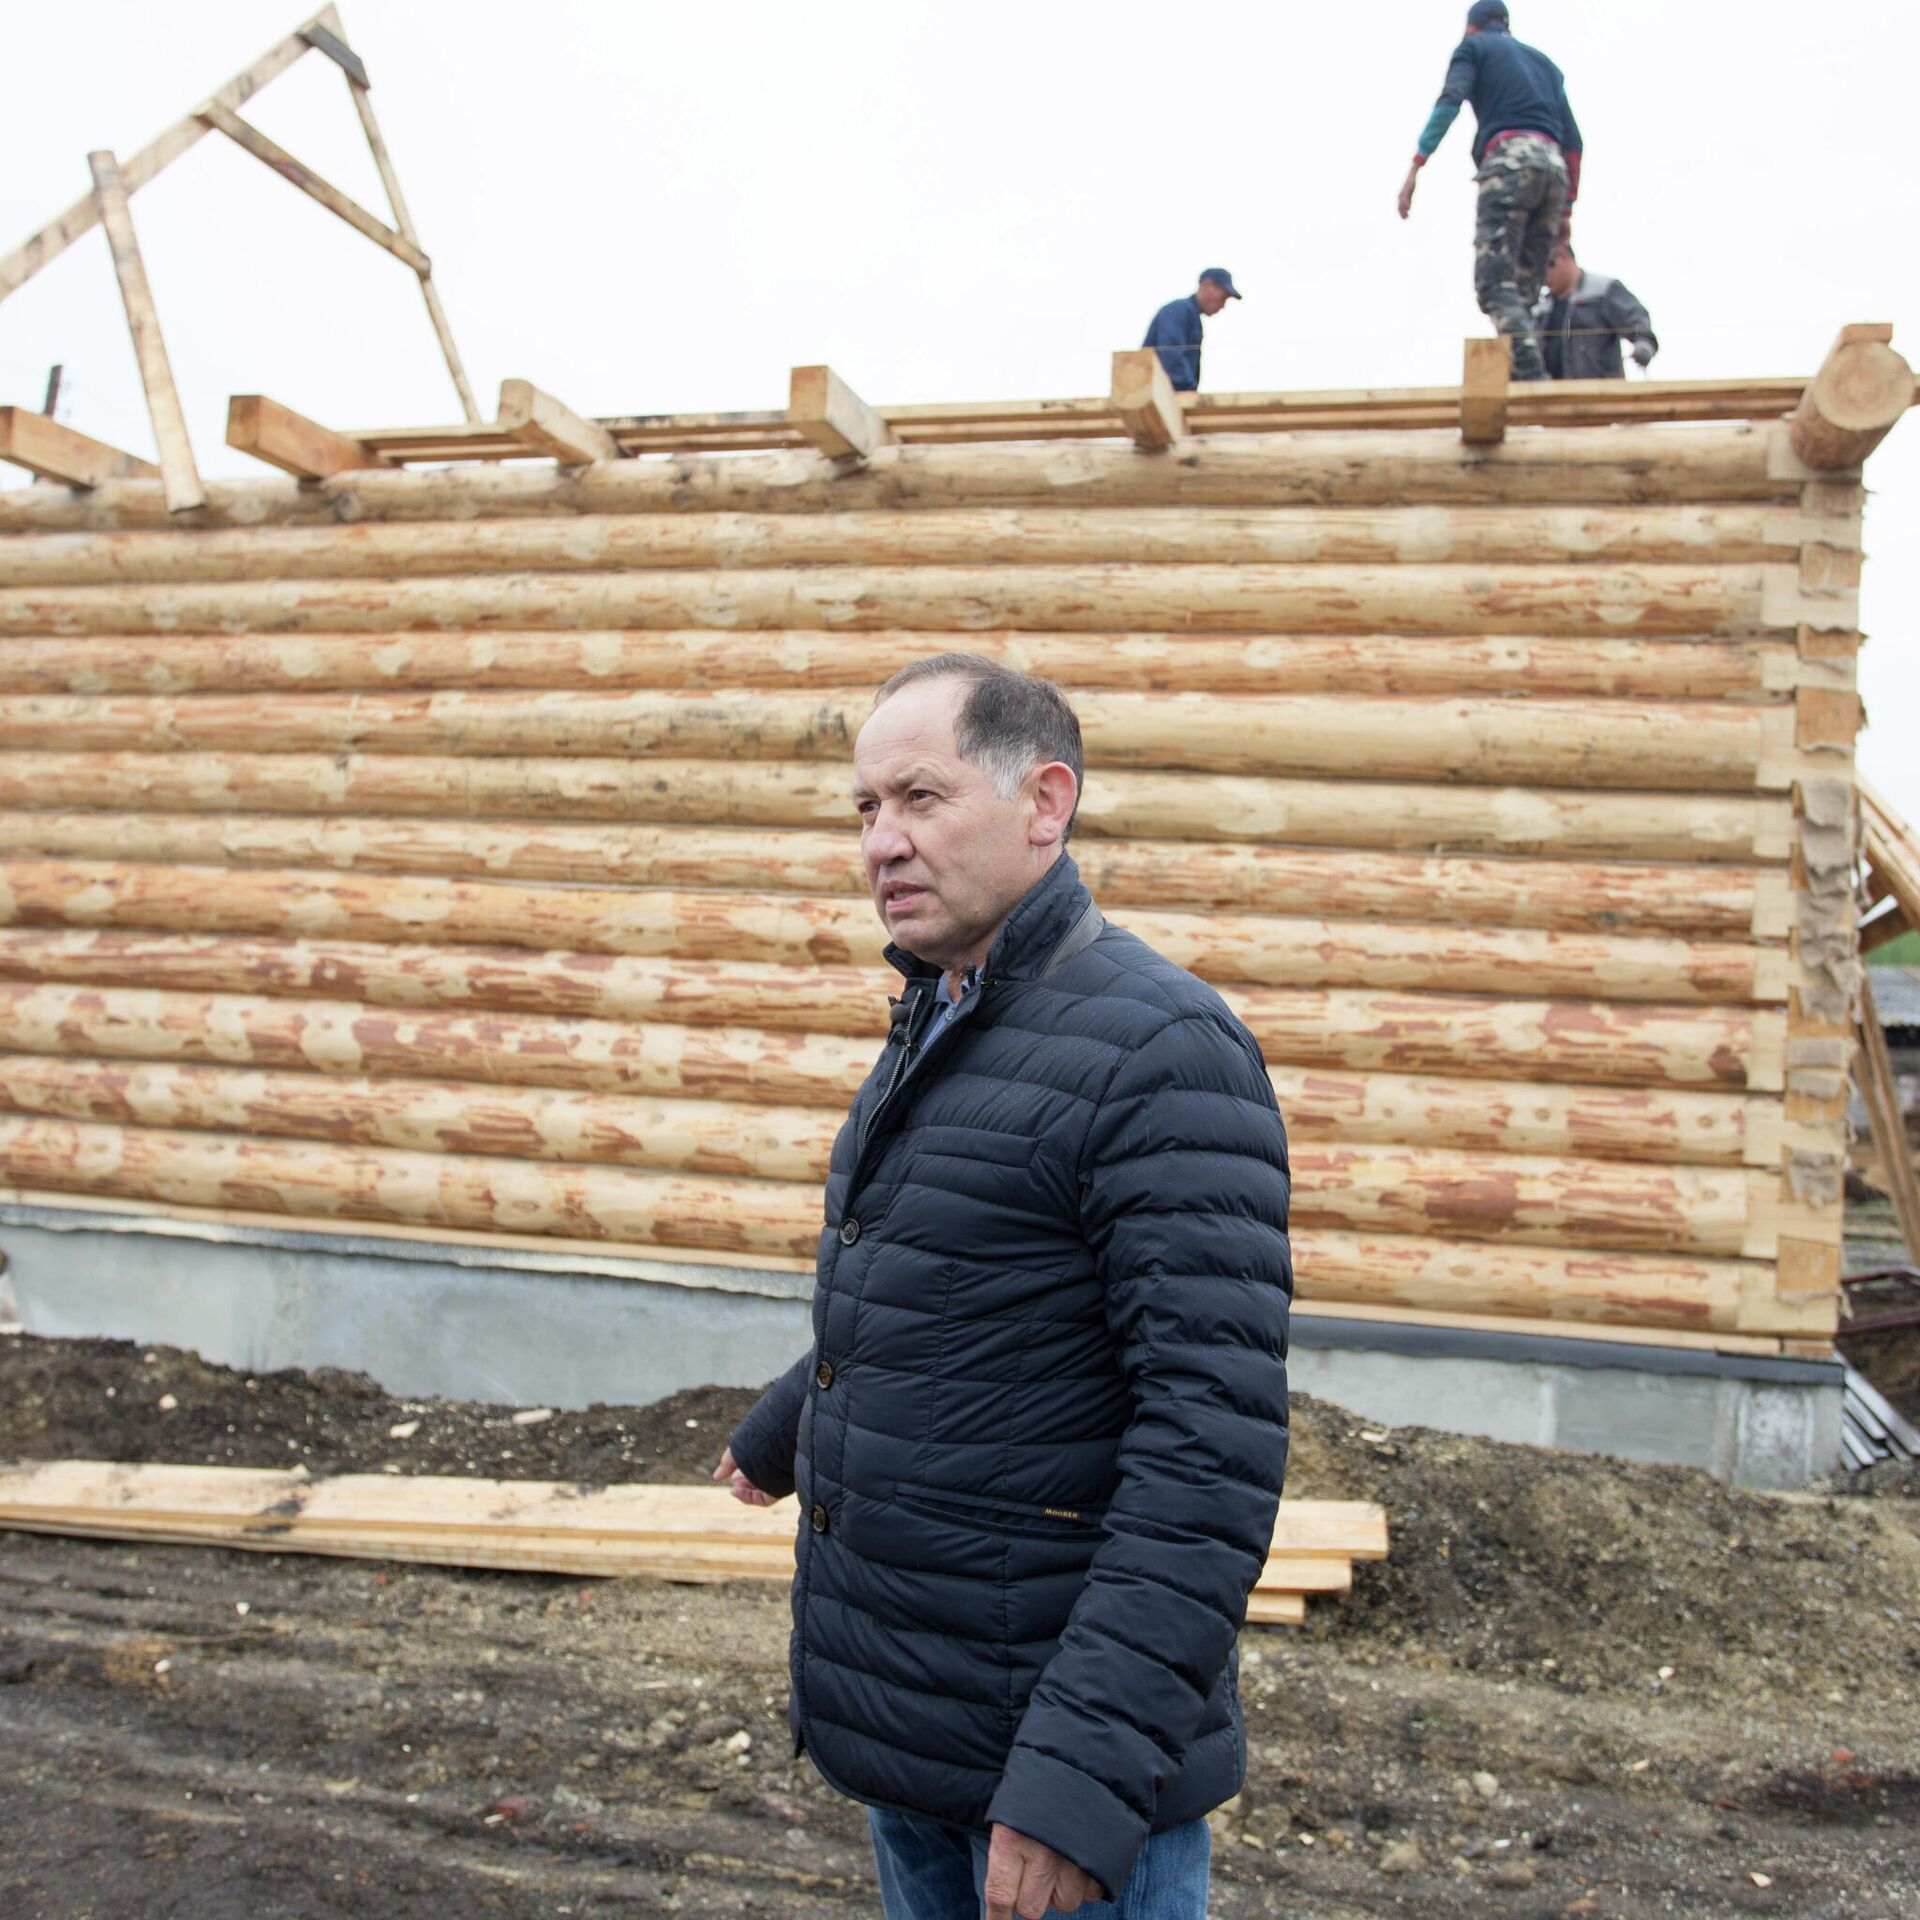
[
  {"xmin": 712, "ymin": 1446, "xmax": 774, "ymax": 1507},
  {"xmin": 1632, "ymin": 339, "xmax": 1656, "ymax": 369},
  {"xmin": 1396, "ymin": 163, "xmax": 1420, "ymax": 220},
  {"xmin": 983, "ymin": 1823, "xmax": 1105, "ymax": 1919}
]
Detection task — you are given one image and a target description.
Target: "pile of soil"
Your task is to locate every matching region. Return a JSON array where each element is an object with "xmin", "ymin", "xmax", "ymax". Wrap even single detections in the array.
[{"xmin": 3, "ymin": 1331, "xmax": 1916, "ymax": 1918}]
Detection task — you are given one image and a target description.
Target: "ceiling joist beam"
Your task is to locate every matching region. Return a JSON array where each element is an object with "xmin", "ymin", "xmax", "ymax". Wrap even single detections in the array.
[{"xmin": 0, "ymin": 408, "xmax": 159, "ymax": 487}]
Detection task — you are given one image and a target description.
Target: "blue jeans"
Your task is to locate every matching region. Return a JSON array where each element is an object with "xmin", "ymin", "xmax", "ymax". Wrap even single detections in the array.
[{"xmin": 868, "ymin": 1807, "xmax": 1210, "ymax": 1920}]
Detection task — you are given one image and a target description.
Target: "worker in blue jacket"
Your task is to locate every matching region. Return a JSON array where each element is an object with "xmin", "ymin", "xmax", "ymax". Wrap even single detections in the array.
[
  {"xmin": 1397, "ymin": 1, "xmax": 1582, "ymax": 380},
  {"xmin": 1141, "ymin": 268, "xmax": 1242, "ymax": 392}
]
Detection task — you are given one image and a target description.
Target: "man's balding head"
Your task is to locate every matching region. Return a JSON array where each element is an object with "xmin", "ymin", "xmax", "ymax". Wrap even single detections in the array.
[{"xmin": 854, "ymin": 655, "xmax": 1083, "ymax": 971}]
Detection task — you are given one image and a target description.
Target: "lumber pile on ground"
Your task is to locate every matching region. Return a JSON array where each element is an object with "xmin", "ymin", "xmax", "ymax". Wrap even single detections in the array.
[{"xmin": 0, "ymin": 1462, "xmax": 1387, "ymax": 1627}]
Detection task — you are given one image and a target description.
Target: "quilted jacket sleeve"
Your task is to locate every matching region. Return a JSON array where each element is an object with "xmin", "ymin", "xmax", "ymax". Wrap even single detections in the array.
[
  {"xmin": 726, "ymin": 1353, "xmax": 812, "ymax": 1502},
  {"xmin": 984, "ymin": 1008, "xmax": 1292, "ymax": 1897}
]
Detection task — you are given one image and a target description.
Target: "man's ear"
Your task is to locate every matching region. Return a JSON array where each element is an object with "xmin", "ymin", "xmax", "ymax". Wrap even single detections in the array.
[{"xmin": 1028, "ymin": 762, "xmax": 1079, "ymax": 847}]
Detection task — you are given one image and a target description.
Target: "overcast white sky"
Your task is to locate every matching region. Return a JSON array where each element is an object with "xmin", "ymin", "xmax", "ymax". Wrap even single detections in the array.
[{"xmin": 1, "ymin": 1, "xmax": 1914, "ymax": 814}]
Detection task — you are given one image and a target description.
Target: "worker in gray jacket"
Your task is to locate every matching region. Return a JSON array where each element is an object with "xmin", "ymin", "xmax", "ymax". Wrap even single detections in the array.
[{"xmin": 1533, "ymin": 243, "xmax": 1658, "ymax": 379}]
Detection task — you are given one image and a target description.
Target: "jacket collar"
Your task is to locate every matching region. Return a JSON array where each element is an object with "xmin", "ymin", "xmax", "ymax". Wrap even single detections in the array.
[{"xmin": 884, "ymin": 851, "xmax": 1092, "ymax": 988}]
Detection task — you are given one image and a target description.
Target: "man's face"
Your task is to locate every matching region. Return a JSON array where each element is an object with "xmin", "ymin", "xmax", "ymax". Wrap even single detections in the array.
[
  {"xmin": 1196, "ymin": 278, "xmax": 1231, "ymax": 316},
  {"xmin": 852, "ymin": 678, "xmax": 1064, "ymax": 972},
  {"xmin": 1544, "ymin": 251, "xmax": 1579, "ymax": 298}
]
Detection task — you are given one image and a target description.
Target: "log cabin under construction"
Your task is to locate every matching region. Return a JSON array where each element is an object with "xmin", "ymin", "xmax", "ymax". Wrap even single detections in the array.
[{"xmin": 0, "ymin": 327, "xmax": 1911, "ymax": 1487}]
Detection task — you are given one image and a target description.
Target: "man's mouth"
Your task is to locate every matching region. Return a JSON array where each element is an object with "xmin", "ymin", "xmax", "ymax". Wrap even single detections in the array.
[{"xmin": 881, "ymin": 882, "xmax": 928, "ymax": 913}]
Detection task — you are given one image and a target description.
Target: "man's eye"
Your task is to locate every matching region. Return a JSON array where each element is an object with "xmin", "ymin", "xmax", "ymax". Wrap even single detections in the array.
[{"xmin": 910, "ymin": 790, "xmax": 936, "ymax": 805}]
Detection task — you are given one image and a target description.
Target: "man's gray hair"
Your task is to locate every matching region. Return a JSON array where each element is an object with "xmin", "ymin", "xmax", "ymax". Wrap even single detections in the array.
[{"xmin": 873, "ymin": 652, "xmax": 1084, "ymax": 835}]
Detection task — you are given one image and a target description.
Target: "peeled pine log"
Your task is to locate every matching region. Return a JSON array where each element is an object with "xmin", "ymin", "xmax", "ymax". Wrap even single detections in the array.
[
  {"xmin": 0, "ymin": 1110, "xmax": 1792, "ymax": 1333},
  {"xmin": 0, "ymin": 1021, "xmax": 1756, "ymax": 1166},
  {"xmin": 0, "ymin": 1114, "xmax": 823, "ymax": 1258},
  {"xmin": 0, "ymin": 688, "xmax": 1788, "ymax": 793},
  {"xmin": 0, "ymin": 931, "xmax": 1774, "ymax": 1089},
  {"xmin": 0, "ymin": 752, "xmax": 1794, "ymax": 862},
  {"xmin": 0, "ymin": 628, "xmax": 1798, "ymax": 702},
  {"xmin": 0, "ymin": 1053, "xmax": 1761, "ymax": 1255},
  {"xmin": 1290, "ymin": 1226, "xmax": 1793, "ymax": 1335},
  {"xmin": 0, "ymin": 562, "xmax": 1773, "ymax": 640},
  {"xmin": 0, "ymin": 813, "xmax": 1778, "ymax": 937},
  {"xmin": 1288, "ymin": 1141, "xmax": 1751, "ymax": 1256},
  {"xmin": 0, "ymin": 1055, "xmax": 844, "ymax": 1182},
  {"xmin": 0, "ymin": 984, "xmax": 875, "ymax": 1109},
  {"xmin": 1788, "ymin": 326, "xmax": 1915, "ymax": 470},
  {"xmin": 0, "ymin": 861, "xmax": 1780, "ymax": 1002},
  {"xmin": 0, "ymin": 425, "xmax": 1800, "ymax": 534},
  {"xmin": 0, "ymin": 503, "xmax": 1805, "ymax": 588}
]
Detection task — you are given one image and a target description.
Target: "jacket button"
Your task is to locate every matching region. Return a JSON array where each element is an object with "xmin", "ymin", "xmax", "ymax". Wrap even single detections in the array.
[
  {"xmin": 815, "ymin": 1360, "xmax": 835, "ymax": 1389},
  {"xmin": 810, "ymin": 1503, "xmax": 829, "ymax": 1534},
  {"xmin": 838, "ymin": 1218, "xmax": 861, "ymax": 1246}
]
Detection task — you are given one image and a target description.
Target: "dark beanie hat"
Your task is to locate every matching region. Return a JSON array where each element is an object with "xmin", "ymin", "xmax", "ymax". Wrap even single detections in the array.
[{"xmin": 1467, "ymin": 1, "xmax": 1510, "ymax": 26}]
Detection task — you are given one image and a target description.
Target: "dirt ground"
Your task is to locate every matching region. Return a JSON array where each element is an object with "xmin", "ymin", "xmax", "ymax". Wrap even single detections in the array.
[{"xmin": 2, "ymin": 1332, "xmax": 1916, "ymax": 1919}]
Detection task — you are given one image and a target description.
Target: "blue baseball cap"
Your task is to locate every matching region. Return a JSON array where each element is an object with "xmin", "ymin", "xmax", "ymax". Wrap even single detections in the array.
[
  {"xmin": 1467, "ymin": 1, "xmax": 1510, "ymax": 27},
  {"xmin": 1199, "ymin": 267, "xmax": 1243, "ymax": 299}
]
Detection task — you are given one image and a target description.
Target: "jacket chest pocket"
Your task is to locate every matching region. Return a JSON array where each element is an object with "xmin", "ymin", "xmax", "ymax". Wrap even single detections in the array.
[{"xmin": 900, "ymin": 1123, "xmax": 1047, "ymax": 1207}]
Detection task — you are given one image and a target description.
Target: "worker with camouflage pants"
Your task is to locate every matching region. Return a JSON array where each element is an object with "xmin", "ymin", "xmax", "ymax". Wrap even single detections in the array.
[{"xmin": 1397, "ymin": 1, "xmax": 1581, "ymax": 382}]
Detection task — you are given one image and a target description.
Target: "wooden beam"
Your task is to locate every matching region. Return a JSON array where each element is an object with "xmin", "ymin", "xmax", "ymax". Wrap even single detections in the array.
[
  {"xmin": 0, "ymin": 407, "xmax": 158, "ymax": 486},
  {"xmin": 0, "ymin": 8, "xmax": 330, "ymax": 306},
  {"xmin": 197, "ymin": 101, "xmax": 428, "ymax": 273},
  {"xmin": 226, "ymin": 395, "xmax": 386, "ymax": 479},
  {"xmin": 1110, "ymin": 349, "xmax": 1186, "ymax": 450},
  {"xmin": 86, "ymin": 151, "xmax": 204, "ymax": 515},
  {"xmin": 1461, "ymin": 336, "xmax": 1510, "ymax": 445},
  {"xmin": 1862, "ymin": 780, "xmax": 1920, "ymax": 933},
  {"xmin": 1790, "ymin": 324, "xmax": 1915, "ymax": 469},
  {"xmin": 342, "ymin": 70, "xmax": 481, "ymax": 423},
  {"xmin": 496, "ymin": 380, "xmax": 621, "ymax": 465},
  {"xmin": 787, "ymin": 365, "xmax": 894, "ymax": 461},
  {"xmin": 1856, "ymin": 970, "xmax": 1920, "ymax": 1259}
]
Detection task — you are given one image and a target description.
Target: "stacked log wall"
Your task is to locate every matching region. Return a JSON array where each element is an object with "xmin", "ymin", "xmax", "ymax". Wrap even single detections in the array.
[{"xmin": 0, "ymin": 420, "xmax": 1860, "ymax": 1344}]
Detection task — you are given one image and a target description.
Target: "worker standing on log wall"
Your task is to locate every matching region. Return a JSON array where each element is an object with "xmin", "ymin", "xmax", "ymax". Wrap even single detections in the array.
[
  {"xmin": 1397, "ymin": 0, "xmax": 1582, "ymax": 381},
  {"xmin": 714, "ymin": 655, "xmax": 1292, "ymax": 1920},
  {"xmin": 1141, "ymin": 268, "xmax": 1243, "ymax": 392},
  {"xmin": 1534, "ymin": 242, "xmax": 1659, "ymax": 379}
]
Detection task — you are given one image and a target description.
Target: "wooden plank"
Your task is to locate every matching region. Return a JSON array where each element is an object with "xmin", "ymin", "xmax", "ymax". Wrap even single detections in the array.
[
  {"xmin": 1460, "ymin": 336, "xmax": 1509, "ymax": 445},
  {"xmin": 198, "ymin": 102, "xmax": 429, "ymax": 272},
  {"xmin": 497, "ymin": 380, "xmax": 621, "ymax": 465},
  {"xmin": 87, "ymin": 152, "xmax": 204, "ymax": 515},
  {"xmin": 787, "ymin": 366, "xmax": 894, "ymax": 461},
  {"xmin": 0, "ymin": 8, "xmax": 326, "ymax": 305},
  {"xmin": 1111, "ymin": 349, "xmax": 1186, "ymax": 449},
  {"xmin": 0, "ymin": 1461, "xmax": 1385, "ymax": 1568},
  {"xmin": 226, "ymin": 395, "xmax": 387, "ymax": 479},
  {"xmin": 1856, "ymin": 969, "xmax": 1920, "ymax": 1259},
  {"xmin": 343, "ymin": 70, "xmax": 480, "ymax": 423},
  {"xmin": 0, "ymin": 408, "xmax": 158, "ymax": 486},
  {"xmin": 1242, "ymin": 1593, "xmax": 1310, "ymax": 1627}
]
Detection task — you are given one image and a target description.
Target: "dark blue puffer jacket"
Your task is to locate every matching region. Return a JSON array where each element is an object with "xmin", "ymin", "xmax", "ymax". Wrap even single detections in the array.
[{"xmin": 728, "ymin": 852, "xmax": 1292, "ymax": 1899}]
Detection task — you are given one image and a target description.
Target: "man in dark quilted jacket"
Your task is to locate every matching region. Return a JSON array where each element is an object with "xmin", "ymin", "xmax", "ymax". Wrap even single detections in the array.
[{"xmin": 715, "ymin": 655, "xmax": 1292, "ymax": 1918}]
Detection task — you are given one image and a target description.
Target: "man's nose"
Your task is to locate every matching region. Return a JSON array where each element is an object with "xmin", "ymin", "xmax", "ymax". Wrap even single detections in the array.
[{"xmin": 865, "ymin": 812, "xmax": 913, "ymax": 866}]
